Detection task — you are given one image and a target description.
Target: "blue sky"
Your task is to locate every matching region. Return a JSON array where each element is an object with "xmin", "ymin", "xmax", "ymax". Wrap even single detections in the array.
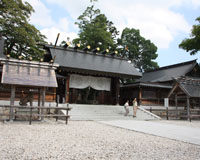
[{"xmin": 25, "ymin": 0, "xmax": 200, "ymax": 67}]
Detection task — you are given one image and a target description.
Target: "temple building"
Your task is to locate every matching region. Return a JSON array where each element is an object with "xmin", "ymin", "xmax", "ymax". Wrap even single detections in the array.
[
  {"xmin": 43, "ymin": 44, "xmax": 142, "ymax": 105},
  {"xmin": 120, "ymin": 59, "xmax": 200, "ymax": 106}
]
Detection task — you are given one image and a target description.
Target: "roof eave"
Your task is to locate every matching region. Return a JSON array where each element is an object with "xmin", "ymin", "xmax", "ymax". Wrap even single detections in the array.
[{"xmin": 60, "ymin": 66, "xmax": 142, "ymax": 79}]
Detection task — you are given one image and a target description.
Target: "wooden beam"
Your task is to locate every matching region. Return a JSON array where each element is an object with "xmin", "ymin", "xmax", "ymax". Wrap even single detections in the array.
[
  {"xmin": 116, "ymin": 78, "xmax": 120, "ymax": 105},
  {"xmin": 101, "ymin": 91, "xmax": 105, "ymax": 104},
  {"xmin": 41, "ymin": 87, "xmax": 46, "ymax": 120},
  {"xmin": 168, "ymin": 83, "xmax": 178, "ymax": 98},
  {"xmin": 187, "ymin": 96, "xmax": 190, "ymax": 121},
  {"xmin": 38, "ymin": 88, "xmax": 41, "ymax": 106},
  {"xmin": 72, "ymin": 88, "xmax": 76, "ymax": 103},
  {"xmin": 65, "ymin": 76, "xmax": 70, "ymax": 103},
  {"xmin": 157, "ymin": 89, "xmax": 160, "ymax": 105},
  {"xmin": 38, "ymin": 88, "xmax": 41, "ymax": 117},
  {"xmin": 175, "ymin": 93, "xmax": 178, "ymax": 119},
  {"xmin": 10, "ymin": 85, "xmax": 16, "ymax": 121}
]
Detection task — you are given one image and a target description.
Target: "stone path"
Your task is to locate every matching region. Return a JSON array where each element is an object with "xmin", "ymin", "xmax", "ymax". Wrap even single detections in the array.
[{"xmin": 100, "ymin": 120, "xmax": 200, "ymax": 146}]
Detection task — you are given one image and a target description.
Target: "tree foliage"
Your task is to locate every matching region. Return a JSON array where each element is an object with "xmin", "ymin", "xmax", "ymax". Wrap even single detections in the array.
[
  {"xmin": 179, "ymin": 16, "xmax": 200, "ymax": 55},
  {"xmin": 73, "ymin": 5, "xmax": 119, "ymax": 51},
  {"xmin": 73, "ymin": 3, "xmax": 159, "ymax": 72},
  {"xmin": 117, "ymin": 28, "xmax": 158, "ymax": 72},
  {"xmin": 0, "ymin": 0, "xmax": 46, "ymax": 60}
]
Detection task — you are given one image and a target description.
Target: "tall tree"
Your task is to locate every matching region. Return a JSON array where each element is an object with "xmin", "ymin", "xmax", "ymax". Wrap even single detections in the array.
[
  {"xmin": 73, "ymin": 4, "xmax": 119, "ymax": 51},
  {"xmin": 0, "ymin": 0, "xmax": 46, "ymax": 60},
  {"xmin": 118, "ymin": 28, "xmax": 159, "ymax": 72},
  {"xmin": 179, "ymin": 16, "xmax": 200, "ymax": 55}
]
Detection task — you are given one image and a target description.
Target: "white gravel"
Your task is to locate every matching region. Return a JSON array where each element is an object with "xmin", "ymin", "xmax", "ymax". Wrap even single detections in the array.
[{"xmin": 0, "ymin": 120, "xmax": 200, "ymax": 160}]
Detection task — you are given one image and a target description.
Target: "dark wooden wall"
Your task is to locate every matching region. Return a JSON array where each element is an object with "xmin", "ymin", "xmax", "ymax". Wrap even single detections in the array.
[
  {"xmin": 120, "ymin": 86, "xmax": 171, "ymax": 106},
  {"xmin": 0, "ymin": 83, "xmax": 55, "ymax": 102}
]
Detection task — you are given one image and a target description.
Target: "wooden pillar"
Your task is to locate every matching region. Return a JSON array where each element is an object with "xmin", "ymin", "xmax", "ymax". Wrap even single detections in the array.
[
  {"xmin": 72, "ymin": 88, "xmax": 76, "ymax": 103},
  {"xmin": 139, "ymin": 87, "xmax": 142, "ymax": 105},
  {"xmin": 175, "ymin": 93, "xmax": 178, "ymax": 119},
  {"xmin": 187, "ymin": 96, "xmax": 190, "ymax": 121},
  {"xmin": 157, "ymin": 89, "xmax": 161, "ymax": 105},
  {"xmin": 38, "ymin": 88, "xmax": 41, "ymax": 106},
  {"xmin": 38, "ymin": 88, "xmax": 41, "ymax": 117},
  {"xmin": 116, "ymin": 78, "xmax": 120, "ymax": 105},
  {"xmin": 53, "ymin": 88, "xmax": 56, "ymax": 101},
  {"xmin": 41, "ymin": 87, "xmax": 46, "ymax": 120},
  {"xmin": 65, "ymin": 76, "xmax": 70, "ymax": 103},
  {"xmin": 10, "ymin": 85, "xmax": 16, "ymax": 121},
  {"xmin": 101, "ymin": 91, "xmax": 105, "ymax": 104}
]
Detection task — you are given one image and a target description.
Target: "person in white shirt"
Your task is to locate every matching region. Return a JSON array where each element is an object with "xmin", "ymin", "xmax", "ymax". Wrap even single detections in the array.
[
  {"xmin": 124, "ymin": 100, "xmax": 129, "ymax": 116},
  {"xmin": 133, "ymin": 98, "xmax": 138, "ymax": 117}
]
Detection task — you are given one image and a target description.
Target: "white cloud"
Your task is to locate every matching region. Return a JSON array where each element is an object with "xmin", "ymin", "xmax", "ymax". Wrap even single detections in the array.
[
  {"xmin": 96, "ymin": 0, "xmax": 191, "ymax": 48},
  {"xmin": 26, "ymin": 0, "xmax": 199, "ymax": 49},
  {"xmin": 191, "ymin": 0, "xmax": 200, "ymax": 9},
  {"xmin": 167, "ymin": 0, "xmax": 200, "ymax": 9},
  {"xmin": 45, "ymin": 0, "xmax": 89, "ymax": 19},
  {"xmin": 25, "ymin": 0, "xmax": 71, "ymax": 32},
  {"xmin": 41, "ymin": 27, "xmax": 78, "ymax": 45},
  {"xmin": 57, "ymin": 18, "xmax": 69, "ymax": 32},
  {"xmin": 25, "ymin": 0, "xmax": 54, "ymax": 27},
  {"xmin": 44, "ymin": 0, "xmax": 194, "ymax": 49}
]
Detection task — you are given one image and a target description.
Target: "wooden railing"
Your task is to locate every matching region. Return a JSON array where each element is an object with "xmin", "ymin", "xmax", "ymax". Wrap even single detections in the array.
[
  {"xmin": 0, "ymin": 104, "xmax": 72, "ymax": 125},
  {"xmin": 147, "ymin": 107, "xmax": 200, "ymax": 122}
]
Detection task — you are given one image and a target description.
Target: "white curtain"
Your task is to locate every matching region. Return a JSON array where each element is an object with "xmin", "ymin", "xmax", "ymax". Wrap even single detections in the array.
[{"xmin": 69, "ymin": 74, "xmax": 111, "ymax": 91}]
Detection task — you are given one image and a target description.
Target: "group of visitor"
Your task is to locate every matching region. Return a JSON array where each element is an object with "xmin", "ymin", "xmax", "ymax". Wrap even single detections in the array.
[{"xmin": 124, "ymin": 98, "xmax": 138, "ymax": 117}]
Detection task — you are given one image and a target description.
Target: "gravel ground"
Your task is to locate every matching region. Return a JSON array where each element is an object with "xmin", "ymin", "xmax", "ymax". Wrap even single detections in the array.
[{"xmin": 0, "ymin": 120, "xmax": 200, "ymax": 160}]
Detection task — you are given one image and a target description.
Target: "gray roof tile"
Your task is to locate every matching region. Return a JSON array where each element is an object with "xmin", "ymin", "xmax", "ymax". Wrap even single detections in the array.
[
  {"xmin": 45, "ymin": 45, "xmax": 142, "ymax": 78},
  {"xmin": 140, "ymin": 60, "xmax": 197, "ymax": 82}
]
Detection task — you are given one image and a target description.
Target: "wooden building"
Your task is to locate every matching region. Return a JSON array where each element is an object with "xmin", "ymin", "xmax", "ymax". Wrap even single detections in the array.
[
  {"xmin": 120, "ymin": 60, "xmax": 199, "ymax": 106},
  {"xmin": 120, "ymin": 82, "xmax": 172, "ymax": 105},
  {"xmin": 43, "ymin": 44, "xmax": 141, "ymax": 105},
  {"xmin": 168, "ymin": 76, "xmax": 200, "ymax": 119},
  {"xmin": 0, "ymin": 58, "xmax": 58, "ymax": 103},
  {"xmin": 0, "ymin": 57, "xmax": 58, "ymax": 120},
  {"xmin": 0, "ymin": 37, "xmax": 58, "ymax": 103}
]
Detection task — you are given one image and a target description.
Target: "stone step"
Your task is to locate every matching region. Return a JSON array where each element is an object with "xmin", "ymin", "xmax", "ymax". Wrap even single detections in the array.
[{"xmin": 60, "ymin": 104, "xmax": 160, "ymax": 121}]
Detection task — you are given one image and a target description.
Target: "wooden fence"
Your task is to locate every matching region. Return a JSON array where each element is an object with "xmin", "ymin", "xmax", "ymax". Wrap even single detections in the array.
[
  {"xmin": 148, "ymin": 107, "xmax": 200, "ymax": 122},
  {"xmin": 0, "ymin": 104, "xmax": 72, "ymax": 125}
]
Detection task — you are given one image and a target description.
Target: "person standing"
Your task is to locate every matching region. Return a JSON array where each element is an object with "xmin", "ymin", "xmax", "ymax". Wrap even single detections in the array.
[
  {"xmin": 124, "ymin": 100, "xmax": 129, "ymax": 116},
  {"xmin": 133, "ymin": 98, "xmax": 138, "ymax": 117}
]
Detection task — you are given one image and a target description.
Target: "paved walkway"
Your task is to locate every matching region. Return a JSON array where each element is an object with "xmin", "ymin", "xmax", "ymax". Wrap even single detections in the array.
[{"xmin": 99, "ymin": 120, "xmax": 200, "ymax": 146}]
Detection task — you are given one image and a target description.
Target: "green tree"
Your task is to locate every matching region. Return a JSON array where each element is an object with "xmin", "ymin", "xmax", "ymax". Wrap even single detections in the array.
[
  {"xmin": 73, "ymin": 4, "xmax": 119, "ymax": 51},
  {"xmin": 0, "ymin": 0, "xmax": 46, "ymax": 60},
  {"xmin": 179, "ymin": 16, "xmax": 200, "ymax": 55},
  {"xmin": 117, "ymin": 28, "xmax": 159, "ymax": 72}
]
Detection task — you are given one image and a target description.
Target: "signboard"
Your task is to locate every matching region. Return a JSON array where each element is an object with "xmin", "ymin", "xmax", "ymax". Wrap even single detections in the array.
[{"xmin": 164, "ymin": 98, "xmax": 169, "ymax": 108}]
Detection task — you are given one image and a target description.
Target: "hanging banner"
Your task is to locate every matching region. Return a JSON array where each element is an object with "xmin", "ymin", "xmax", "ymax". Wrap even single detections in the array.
[{"xmin": 69, "ymin": 74, "xmax": 111, "ymax": 91}]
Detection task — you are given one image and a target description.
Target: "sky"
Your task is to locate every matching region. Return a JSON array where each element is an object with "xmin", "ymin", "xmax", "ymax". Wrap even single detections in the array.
[{"xmin": 25, "ymin": 0, "xmax": 200, "ymax": 67}]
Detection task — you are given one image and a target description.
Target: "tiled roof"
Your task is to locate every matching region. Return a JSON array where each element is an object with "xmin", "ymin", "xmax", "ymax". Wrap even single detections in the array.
[
  {"xmin": 44, "ymin": 45, "xmax": 142, "ymax": 78},
  {"xmin": 140, "ymin": 60, "xmax": 197, "ymax": 83},
  {"xmin": 0, "ymin": 58, "xmax": 58, "ymax": 87}
]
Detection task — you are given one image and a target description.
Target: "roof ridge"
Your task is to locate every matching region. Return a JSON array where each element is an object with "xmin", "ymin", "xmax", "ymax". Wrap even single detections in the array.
[{"xmin": 44, "ymin": 44, "xmax": 128, "ymax": 61}]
